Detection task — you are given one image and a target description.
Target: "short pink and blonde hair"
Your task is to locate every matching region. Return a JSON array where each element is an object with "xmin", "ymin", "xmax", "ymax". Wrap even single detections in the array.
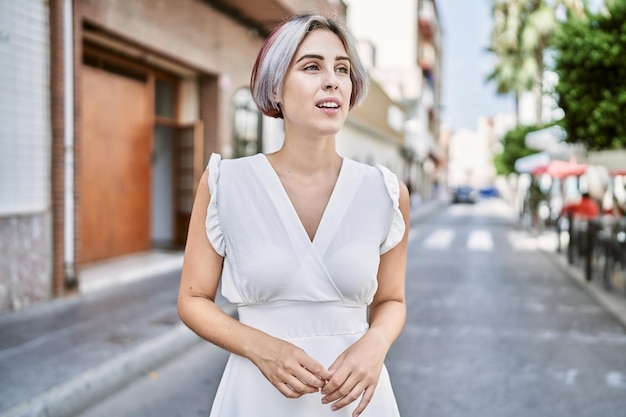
[{"xmin": 250, "ymin": 13, "xmax": 369, "ymax": 119}]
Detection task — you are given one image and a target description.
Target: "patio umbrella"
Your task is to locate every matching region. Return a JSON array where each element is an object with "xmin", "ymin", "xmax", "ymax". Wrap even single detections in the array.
[
  {"xmin": 531, "ymin": 160, "xmax": 587, "ymax": 178},
  {"xmin": 514, "ymin": 152, "xmax": 551, "ymax": 173}
]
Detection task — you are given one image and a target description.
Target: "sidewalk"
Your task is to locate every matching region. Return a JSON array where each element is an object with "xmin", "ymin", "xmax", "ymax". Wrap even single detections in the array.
[
  {"xmin": 513, "ymin": 217, "xmax": 626, "ymax": 330},
  {"xmin": 0, "ymin": 250, "xmax": 235, "ymax": 417},
  {"xmin": 0, "ymin": 198, "xmax": 449, "ymax": 417},
  {"xmin": 538, "ymin": 231, "xmax": 626, "ymax": 330}
]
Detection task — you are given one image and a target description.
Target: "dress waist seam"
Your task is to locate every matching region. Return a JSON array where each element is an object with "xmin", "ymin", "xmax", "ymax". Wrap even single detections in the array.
[{"xmin": 280, "ymin": 328, "xmax": 367, "ymax": 340}]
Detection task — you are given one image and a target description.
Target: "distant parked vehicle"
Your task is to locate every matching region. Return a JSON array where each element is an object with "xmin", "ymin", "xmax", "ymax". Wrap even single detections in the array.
[
  {"xmin": 452, "ymin": 186, "xmax": 477, "ymax": 204},
  {"xmin": 478, "ymin": 185, "xmax": 500, "ymax": 198}
]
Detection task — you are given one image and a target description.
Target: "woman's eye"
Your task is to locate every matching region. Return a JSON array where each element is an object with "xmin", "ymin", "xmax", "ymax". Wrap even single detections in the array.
[
  {"xmin": 304, "ymin": 64, "xmax": 320, "ymax": 71},
  {"xmin": 336, "ymin": 66, "xmax": 349, "ymax": 74}
]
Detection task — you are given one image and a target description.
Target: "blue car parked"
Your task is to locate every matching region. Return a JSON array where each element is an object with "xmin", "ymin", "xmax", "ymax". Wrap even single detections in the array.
[
  {"xmin": 452, "ymin": 186, "xmax": 477, "ymax": 204},
  {"xmin": 478, "ymin": 185, "xmax": 500, "ymax": 198}
]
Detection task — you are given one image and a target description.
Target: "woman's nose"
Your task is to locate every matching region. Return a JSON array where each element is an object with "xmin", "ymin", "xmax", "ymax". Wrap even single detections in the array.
[{"xmin": 323, "ymin": 72, "xmax": 339, "ymax": 90}]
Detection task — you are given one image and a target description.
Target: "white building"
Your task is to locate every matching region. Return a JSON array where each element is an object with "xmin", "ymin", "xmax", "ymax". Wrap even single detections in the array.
[
  {"xmin": 448, "ymin": 115, "xmax": 515, "ymax": 189},
  {"xmin": 345, "ymin": 0, "xmax": 444, "ymax": 199}
]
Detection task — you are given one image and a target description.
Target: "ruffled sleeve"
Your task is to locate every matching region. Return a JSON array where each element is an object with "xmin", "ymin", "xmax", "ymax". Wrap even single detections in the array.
[
  {"xmin": 377, "ymin": 165, "xmax": 406, "ymax": 254},
  {"xmin": 205, "ymin": 153, "xmax": 226, "ymax": 257}
]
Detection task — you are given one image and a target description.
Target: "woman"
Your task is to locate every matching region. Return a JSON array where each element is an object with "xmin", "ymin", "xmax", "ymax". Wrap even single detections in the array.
[{"xmin": 178, "ymin": 13, "xmax": 410, "ymax": 417}]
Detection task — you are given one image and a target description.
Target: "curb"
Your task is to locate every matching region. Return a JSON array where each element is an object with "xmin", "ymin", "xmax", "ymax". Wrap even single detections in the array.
[
  {"xmin": 0, "ymin": 303, "xmax": 236, "ymax": 417},
  {"xmin": 0, "ymin": 325, "xmax": 199, "ymax": 417},
  {"xmin": 79, "ymin": 252, "xmax": 184, "ymax": 295}
]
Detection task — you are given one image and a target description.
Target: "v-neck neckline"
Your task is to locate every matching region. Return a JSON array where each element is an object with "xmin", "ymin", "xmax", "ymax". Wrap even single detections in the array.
[{"xmin": 257, "ymin": 153, "xmax": 347, "ymax": 245}]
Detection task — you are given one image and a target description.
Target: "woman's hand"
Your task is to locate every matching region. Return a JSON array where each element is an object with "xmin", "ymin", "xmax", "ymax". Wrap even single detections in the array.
[
  {"xmin": 320, "ymin": 331, "xmax": 389, "ymax": 416},
  {"xmin": 250, "ymin": 337, "xmax": 333, "ymax": 398}
]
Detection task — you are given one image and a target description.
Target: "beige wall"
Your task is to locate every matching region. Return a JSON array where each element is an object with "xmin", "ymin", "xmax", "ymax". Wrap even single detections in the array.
[
  {"xmin": 350, "ymin": 81, "xmax": 404, "ymax": 143},
  {"xmin": 339, "ymin": 80, "xmax": 406, "ymax": 176},
  {"xmin": 80, "ymin": 0, "xmax": 261, "ymax": 74}
]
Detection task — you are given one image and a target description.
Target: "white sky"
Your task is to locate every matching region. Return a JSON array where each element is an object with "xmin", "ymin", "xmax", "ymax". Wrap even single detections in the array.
[
  {"xmin": 345, "ymin": 0, "xmax": 417, "ymax": 69},
  {"xmin": 437, "ymin": 0, "xmax": 514, "ymax": 131}
]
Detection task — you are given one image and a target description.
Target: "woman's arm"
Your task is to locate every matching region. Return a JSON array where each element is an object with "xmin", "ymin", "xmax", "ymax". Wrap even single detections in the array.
[
  {"xmin": 177, "ymin": 169, "xmax": 332, "ymax": 397},
  {"xmin": 321, "ymin": 178, "xmax": 410, "ymax": 416}
]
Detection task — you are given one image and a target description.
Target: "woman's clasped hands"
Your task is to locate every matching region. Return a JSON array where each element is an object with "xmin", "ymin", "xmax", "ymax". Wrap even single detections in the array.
[
  {"xmin": 322, "ymin": 332, "xmax": 387, "ymax": 416},
  {"xmin": 251, "ymin": 334, "xmax": 387, "ymax": 416},
  {"xmin": 251, "ymin": 337, "xmax": 331, "ymax": 398}
]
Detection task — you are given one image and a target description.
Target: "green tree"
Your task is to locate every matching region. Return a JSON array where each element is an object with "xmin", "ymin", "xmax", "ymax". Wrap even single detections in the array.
[
  {"xmin": 488, "ymin": 0, "xmax": 537, "ymax": 124},
  {"xmin": 488, "ymin": 0, "xmax": 587, "ymax": 125},
  {"xmin": 494, "ymin": 124, "xmax": 547, "ymax": 175},
  {"xmin": 552, "ymin": 0, "xmax": 626, "ymax": 150}
]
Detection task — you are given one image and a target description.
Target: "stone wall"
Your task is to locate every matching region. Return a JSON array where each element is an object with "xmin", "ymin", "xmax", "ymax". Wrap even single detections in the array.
[{"xmin": 0, "ymin": 214, "xmax": 52, "ymax": 311}]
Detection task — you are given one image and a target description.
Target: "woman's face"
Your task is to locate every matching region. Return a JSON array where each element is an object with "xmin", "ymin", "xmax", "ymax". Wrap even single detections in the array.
[{"xmin": 277, "ymin": 29, "xmax": 352, "ymax": 138}]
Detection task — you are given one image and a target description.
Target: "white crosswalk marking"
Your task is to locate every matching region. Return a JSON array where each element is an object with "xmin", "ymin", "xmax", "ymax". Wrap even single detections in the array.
[
  {"xmin": 422, "ymin": 228, "xmax": 496, "ymax": 251},
  {"xmin": 507, "ymin": 231, "xmax": 537, "ymax": 251},
  {"xmin": 467, "ymin": 230, "xmax": 493, "ymax": 251},
  {"xmin": 423, "ymin": 228, "xmax": 455, "ymax": 249},
  {"xmin": 507, "ymin": 230, "xmax": 559, "ymax": 252}
]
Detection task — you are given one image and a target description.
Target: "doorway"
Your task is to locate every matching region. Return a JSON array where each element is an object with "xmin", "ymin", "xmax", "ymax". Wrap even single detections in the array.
[
  {"xmin": 80, "ymin": 45, "xmax": 206, "ymax": 265},
  {"xmin": 151, "ymin": 124, "xmax": 175, "ymax": 248},
  {"xmin": 79, "ymin": 64, "xmax": 151, "ymax": 263}
]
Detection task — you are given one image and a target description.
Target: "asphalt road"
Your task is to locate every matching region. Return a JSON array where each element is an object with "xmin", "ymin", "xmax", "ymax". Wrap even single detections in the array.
[{"xmin": 77, "ymin": 199, "xmax": 626, "ymax": 417}]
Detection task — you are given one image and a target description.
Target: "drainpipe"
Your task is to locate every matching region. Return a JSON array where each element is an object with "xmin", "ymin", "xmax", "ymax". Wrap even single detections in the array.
[{"xmin": 63, "ymin": 0, "xmax": 76, "ymax": 286}]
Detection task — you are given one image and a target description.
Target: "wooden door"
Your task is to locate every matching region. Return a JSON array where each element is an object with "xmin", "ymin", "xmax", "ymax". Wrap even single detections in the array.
[{"xmin": 79, "ymin": 65, "xmax": 152, "ymax": 263}]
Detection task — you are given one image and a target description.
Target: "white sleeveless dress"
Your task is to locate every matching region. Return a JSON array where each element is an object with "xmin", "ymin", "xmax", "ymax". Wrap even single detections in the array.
[{"xmin": 205, "ymin": 153, "xmax": 405, "ymax": 417}]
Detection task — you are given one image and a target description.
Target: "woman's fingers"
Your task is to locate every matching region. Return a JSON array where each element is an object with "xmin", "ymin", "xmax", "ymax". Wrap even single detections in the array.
[
  {"xmin": 320, "ymin": 363, "xmax": 379, "ymax": 414},
  {"xmin": 300, "ymin": 358, "xmax": 333, "ymax": 383},
  {"xmin": 276, "ymin": 382, "xmax": 302, "ymax": 398},
  {"xmin": 351, "ymin": 386, "xmax": 375, "ymax": 417},
  {"xmin": 289, "ymin": 353, "xmax": 331, "ymax": 390},
  {"xmin": 321, "ymin": 370, "xmax": 353, "ymax": 404},
  {"xmin": 290, "ymin": 359, "xmax": 333, "ymax": 392},
  {"xmin": 280, "ymin": 375, "xmax": 319, "ymax": 396},
  {"xmin": 253, "ymin": 339, "xmax": 332, "ymax": 397},
  {"xmin": 271, "ymin": 367, "xmax": 327, "ymax": 396},
  {"xmin": 297, "ymin": 370, "xmax": 327, "ymax": 390},
  {"xmin": 329, "ymin": 383, "xmax": 375, "ymax": 416}
]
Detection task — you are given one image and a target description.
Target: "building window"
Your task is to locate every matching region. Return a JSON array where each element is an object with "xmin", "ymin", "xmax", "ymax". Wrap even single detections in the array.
[
  {"xmin": 233, "ymin": 88, "xmax": 262, "ymax": 157},
  {"xmin": 155, "ymin": 78, "xmax": 176, "ymax": 119}
]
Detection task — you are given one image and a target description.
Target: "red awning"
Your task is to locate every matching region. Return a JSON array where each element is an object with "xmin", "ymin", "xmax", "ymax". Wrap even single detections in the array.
[{"xmin": 531, "ymin": 160, "xmax": 587, "ymax": 179}]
